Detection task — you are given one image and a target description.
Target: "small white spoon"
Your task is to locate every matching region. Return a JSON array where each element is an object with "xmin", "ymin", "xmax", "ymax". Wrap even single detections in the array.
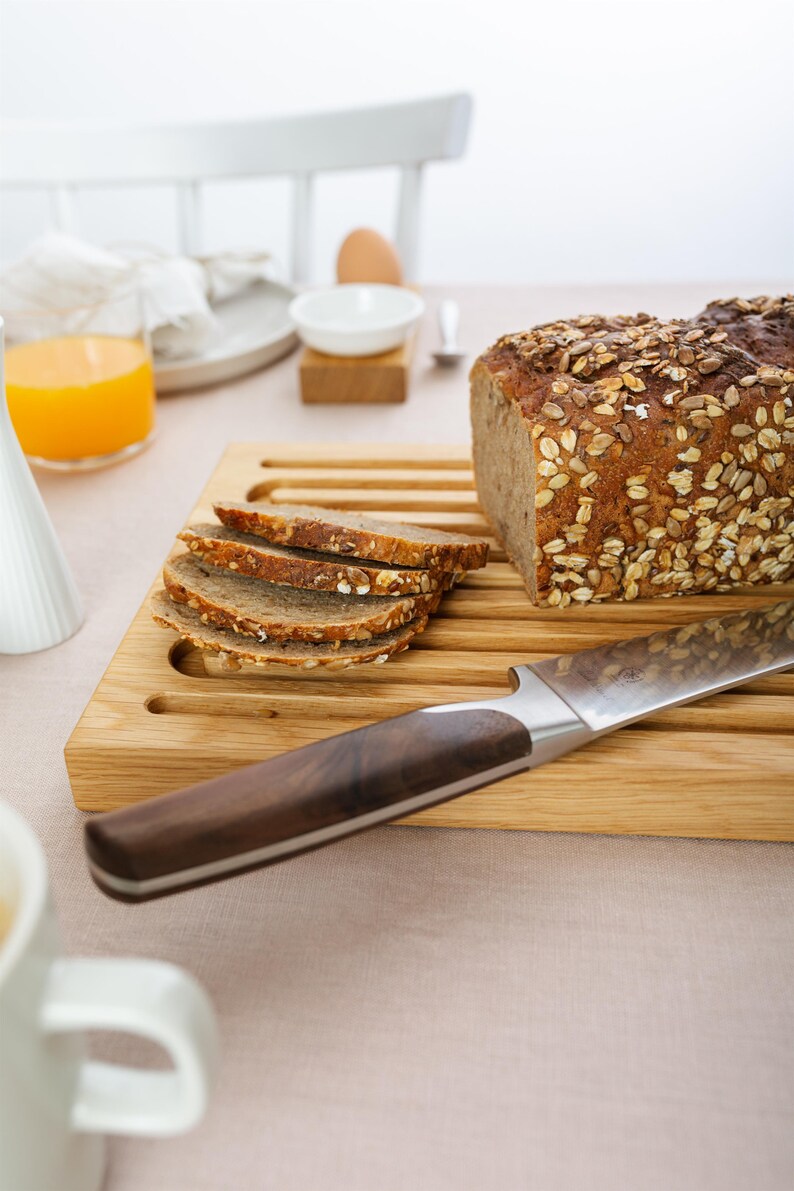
[{"xmin": 432, "ymin": 300, "xmax": 466, "ymax": 366}]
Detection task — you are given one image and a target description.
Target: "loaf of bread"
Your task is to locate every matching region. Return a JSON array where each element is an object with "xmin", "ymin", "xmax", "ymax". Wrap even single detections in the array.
[{"xmin": 471, "ymin": 296, "xmax": 793, "ymax": 606}]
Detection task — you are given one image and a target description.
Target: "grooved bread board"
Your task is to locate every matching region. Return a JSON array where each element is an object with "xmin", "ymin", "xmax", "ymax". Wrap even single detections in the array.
[{"xmin": 65, "ymin": 443, "xmax": 794, "ymax": 840}]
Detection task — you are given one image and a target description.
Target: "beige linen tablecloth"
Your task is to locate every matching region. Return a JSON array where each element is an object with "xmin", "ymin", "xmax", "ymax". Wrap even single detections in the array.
[{"xmin": 2, "ymin": 285, "xmax": 793, "ymax": 1191}]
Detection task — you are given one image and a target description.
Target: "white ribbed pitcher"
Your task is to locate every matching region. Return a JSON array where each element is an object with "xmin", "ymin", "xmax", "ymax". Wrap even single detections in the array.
[{"xmin": 0, "ymin": 317, "xmax": 84, "ymax": 653}]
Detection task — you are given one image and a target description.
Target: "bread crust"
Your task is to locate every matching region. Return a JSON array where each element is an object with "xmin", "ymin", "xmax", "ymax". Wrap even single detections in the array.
[
  {"xmin": 471, "ymin": 302, "xmax": 794, "ymax": 606},
  {"xmin": 213, "ymin": 501, "xmax": 489, "ymax": 571},
  {"xmin": 696, "ymin": 295, "xmax": 794, "ymax": 370},
  {"xmin": 178, "ymin": 525, "xmax": 447, "ymax": 597}
]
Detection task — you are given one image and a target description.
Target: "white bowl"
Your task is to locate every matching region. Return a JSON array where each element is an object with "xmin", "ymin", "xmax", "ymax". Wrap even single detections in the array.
[{"xmin": 288, "ymin": 284, "xmax": 425, "ymax": 357}]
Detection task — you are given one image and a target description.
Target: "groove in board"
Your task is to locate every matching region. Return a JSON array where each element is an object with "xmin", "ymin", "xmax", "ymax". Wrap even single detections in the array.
[
  {"xmin": 256, "ymin": 488, "xmax": 483, "ymax": 511},
  {"xmin": 65, "ymin": 443, "xmax": 794, "ymax": 840},
  {"xmin": 248, "ymin": 468, "xmax": 476, "ymax": 495}
]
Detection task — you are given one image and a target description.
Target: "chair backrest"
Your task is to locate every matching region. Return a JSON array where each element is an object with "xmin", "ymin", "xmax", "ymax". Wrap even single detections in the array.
[{"xmin": 0, "ymin": 93, "xmax": 472, "ymax": 282}]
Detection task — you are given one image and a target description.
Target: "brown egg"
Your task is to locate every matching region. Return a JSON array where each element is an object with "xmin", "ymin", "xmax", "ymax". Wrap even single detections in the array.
[{"xmin": 336, "ymin": 228, "xmax": 403, "ymax": 286}]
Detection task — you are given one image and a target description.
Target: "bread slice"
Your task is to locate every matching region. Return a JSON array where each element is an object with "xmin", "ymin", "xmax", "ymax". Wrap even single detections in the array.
[
  {"xmin": 178, "ymin": 524, "xmax": 450, "ymax": 596},
  {"xmin": 163, "ymin": 553, "xmax": 440, "ymax": 642},
  {"xmin": 151, "ymin": 591, "xmax": 423, "ymax": 669},
  {"xmin": 213, "ymin": 500, "xmax": 489, "ymax": 570}
]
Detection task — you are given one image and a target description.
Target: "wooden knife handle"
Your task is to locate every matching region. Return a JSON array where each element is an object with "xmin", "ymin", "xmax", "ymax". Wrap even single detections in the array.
[{"xmin": 85, "ymin": 706, "xmax": 532, "ymax": 902}]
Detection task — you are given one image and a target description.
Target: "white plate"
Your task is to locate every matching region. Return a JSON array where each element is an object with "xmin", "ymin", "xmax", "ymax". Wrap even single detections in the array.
[{"xmin": 154, "ymin": 280, "xmax": 299, "ymax": 394}]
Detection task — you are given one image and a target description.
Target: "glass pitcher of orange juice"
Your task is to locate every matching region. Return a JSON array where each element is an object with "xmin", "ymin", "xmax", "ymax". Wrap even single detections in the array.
[{"xmin": 4, "ymin": 288, "xmax": 155, "ymax": 470}]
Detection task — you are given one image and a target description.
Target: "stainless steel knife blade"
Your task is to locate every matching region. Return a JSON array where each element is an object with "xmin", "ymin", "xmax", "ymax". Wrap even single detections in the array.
[{"xmin": 526, "ymin": 598, "xmax": 794, "ymax": 734}]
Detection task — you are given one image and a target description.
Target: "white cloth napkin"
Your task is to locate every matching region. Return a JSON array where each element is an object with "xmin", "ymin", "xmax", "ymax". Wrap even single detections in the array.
[{"xmin": 0, "ymin": 234, "xmax": 275, "ymax": 358}]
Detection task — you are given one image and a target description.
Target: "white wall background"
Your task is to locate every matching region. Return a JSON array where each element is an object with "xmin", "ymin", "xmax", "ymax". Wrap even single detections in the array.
[{"xmin": 1, "ymin": 0, "xmax": 792, "ymax": 286}]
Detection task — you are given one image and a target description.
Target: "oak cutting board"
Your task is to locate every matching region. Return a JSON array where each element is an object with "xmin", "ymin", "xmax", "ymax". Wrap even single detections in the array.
[{"xmin": 65, "ymin": 443, "xmax": 794, "ymax": 840}]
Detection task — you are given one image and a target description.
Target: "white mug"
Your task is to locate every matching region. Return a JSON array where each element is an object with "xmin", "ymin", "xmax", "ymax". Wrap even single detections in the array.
[{"xmin": 0, "ymin": 803, "xmax": 218, "ymax": 1191}]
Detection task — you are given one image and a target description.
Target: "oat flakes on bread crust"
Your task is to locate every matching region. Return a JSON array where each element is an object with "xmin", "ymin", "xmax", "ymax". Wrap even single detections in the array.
[
  {"xmin": 695, "ymin": 295, "xmax": 794, "ymax": 370},
  {"xmin": 178, "ymin": 524, "xmax": 449, "ymax": 597},
  {"xmin": 213, "ymin": 500, "xmax": 489, "ymax": 571},
  {"xmin": 150, "ymin": 591, "xmax": 424, "ymax": 669},
  {"xmin": 163, "ymin": 553, "xmax": 441, "ymax": 643},
  {"xmin": 471, "ymin": 308, "xmax": 794, "ymax": 607}
]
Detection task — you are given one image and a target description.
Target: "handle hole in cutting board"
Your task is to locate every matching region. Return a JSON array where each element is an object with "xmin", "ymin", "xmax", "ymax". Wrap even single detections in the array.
[{"xmin": 146, "ymin": 694, "xmax": 278, "ymax": 719}]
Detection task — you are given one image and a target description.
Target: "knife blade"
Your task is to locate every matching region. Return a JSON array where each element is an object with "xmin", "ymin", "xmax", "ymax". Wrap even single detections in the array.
[
  {"xmin": 85, "ymin": 599, "xmax": 794, "ymax": 902},
  {"xmin": 529, "ymin": 597, "xmax": 794, "ymax": 733}
]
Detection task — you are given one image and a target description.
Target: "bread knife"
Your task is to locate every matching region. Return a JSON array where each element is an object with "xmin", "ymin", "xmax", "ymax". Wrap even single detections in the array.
[{"xmin": 85, "ymin": 598, "xmax": 794, "ymax": 901}]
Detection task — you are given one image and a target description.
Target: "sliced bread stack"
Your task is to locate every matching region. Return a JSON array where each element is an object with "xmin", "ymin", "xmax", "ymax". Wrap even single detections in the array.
[{"xmin": 151, "ymin": 501, "xmax": 489, "ymax": 670}]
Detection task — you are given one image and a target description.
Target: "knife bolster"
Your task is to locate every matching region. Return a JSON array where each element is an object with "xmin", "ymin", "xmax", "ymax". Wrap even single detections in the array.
[{"xmin": 426, "ymin": 666, "xmax": 593, "ymax": 768}]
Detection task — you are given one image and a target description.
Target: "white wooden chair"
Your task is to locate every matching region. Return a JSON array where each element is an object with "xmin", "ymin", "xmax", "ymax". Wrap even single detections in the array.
[{"xmin": 0, "ymin": 93, "xmax": 471, "ymax": 283}]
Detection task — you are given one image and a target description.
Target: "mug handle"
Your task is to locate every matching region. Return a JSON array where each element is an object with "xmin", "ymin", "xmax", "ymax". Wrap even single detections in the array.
[{"xmin": 40, "ymin": 957, "xmax": 218, "ymax": 1137}]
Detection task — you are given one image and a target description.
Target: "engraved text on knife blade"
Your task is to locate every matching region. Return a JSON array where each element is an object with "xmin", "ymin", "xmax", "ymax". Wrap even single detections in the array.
[{"xmin": 529, "ymin": 600, "xmax": 794, "ymax": 733}]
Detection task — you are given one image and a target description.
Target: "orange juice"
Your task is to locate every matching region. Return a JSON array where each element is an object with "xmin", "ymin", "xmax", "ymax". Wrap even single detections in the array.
[{"xmin": 5, "ymin": 335, "xmax": 155, "ymax": 463}]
